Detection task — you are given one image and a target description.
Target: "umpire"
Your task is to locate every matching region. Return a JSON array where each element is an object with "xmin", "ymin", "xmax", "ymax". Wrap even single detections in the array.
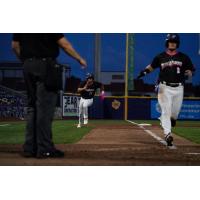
[{"xmin": 12, "ymin": 34, "xmax": 87, "ymax": 158}]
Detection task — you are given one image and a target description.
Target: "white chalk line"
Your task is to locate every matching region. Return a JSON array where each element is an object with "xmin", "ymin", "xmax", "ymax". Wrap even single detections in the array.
[
  {"xmin": 0, "ymin": 123, "xmax": 10, "ymax": 126},
  {"xmin": 126, "ymin": 120, "xmax": 177, "ymax": 150},
  {"xmin": 185, "ymin": 153, "xmax": 200, "ymax": 155}
]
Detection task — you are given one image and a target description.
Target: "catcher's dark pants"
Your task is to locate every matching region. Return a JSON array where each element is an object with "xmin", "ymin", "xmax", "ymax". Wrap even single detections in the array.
[{"xmin": 23, "ymin": 58, "xmax": 57, "ymax": 154}]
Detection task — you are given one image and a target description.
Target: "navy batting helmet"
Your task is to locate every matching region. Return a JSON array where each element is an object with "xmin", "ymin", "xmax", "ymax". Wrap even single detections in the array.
[
  {"xmin": 165, "ymin": 33, "xmax": 180, "ymax": 48},
  {"xmin": 86, "ymin": 73, "xmax": 94, "ymax": 80}
]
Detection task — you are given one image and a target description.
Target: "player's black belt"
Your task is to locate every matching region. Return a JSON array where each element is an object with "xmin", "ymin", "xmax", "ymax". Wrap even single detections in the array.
[{"xmin": 161, "ymin": 81, "xmax": 183, "ymax": 87}]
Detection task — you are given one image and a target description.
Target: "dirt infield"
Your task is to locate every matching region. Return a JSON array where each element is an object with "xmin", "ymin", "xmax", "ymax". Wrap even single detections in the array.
[{"xmin": 0, "ymin": 123, "xmax": 200, "ymax": 166}]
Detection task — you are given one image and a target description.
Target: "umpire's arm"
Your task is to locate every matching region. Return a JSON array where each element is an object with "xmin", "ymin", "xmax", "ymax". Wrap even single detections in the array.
[
  {"xmin": 12, "ymin": 41, "xmax": 21, "ymax": 60},
  {"xmin": 57, "ymin": 37, "xmax": 87, "ymax": 67}
]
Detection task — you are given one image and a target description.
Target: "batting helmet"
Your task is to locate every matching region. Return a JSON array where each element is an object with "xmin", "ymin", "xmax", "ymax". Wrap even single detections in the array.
[
  {"xmin": 86, "ymin": 73, "xmax": 94, "ymax": 80},
  {"xmin": 165, "ymin": 33, "xmax": 180, "ymax": 48}
]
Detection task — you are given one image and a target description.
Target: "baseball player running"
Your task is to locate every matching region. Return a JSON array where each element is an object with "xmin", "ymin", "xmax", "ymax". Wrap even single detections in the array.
[
  {"xmin": 77, "ymin": 73, "xmax": 104, "ymax": 128},
  {"xmin": 137, "ymin": 33, "xmax": 195, "ymax": 146}
]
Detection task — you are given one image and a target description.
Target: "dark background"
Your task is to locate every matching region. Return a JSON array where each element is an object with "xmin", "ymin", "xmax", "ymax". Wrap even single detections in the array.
[{"xmin": 0, "ymin": 33, "xmax": 199, "ymax": 84}]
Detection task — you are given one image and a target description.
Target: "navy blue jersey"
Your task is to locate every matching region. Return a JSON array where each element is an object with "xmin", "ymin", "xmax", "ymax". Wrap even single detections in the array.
[
  {"xmin": 151, "ymin": 52, "xmax": 194, "ymax": 83},
  {"xmin": 79, "ymin": 81, "xmax": 102, "ymax": 99}
]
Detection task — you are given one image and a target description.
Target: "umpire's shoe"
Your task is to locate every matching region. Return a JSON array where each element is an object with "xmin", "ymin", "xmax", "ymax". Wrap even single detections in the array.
[
  {"xmin": 171, "ymin": 117, "xmax": 176, "ymax": 127},
  {"xmin": 37, "ymin": 149, "xmax": 65, "ymax": 159},
  {"xmin": 165, "ymin": 133, "xmax": 173, "ymax": 146}
]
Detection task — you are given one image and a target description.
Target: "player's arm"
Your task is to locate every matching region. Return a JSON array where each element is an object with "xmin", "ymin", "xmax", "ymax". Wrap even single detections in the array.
[
  {"xmin": 77, "ymin": 81, "xmax": 88, "ymax": 93},
  {"xmin": 185, "ymin": 69, "xmax": 193, "ymax": 78},
  {"xmin": 100, "ymin": 83, "xmax": 104, "ymax": 93},
  {"xmin": 12, "ymin": 34, "xmax": 23, "ymax": 61},
  {"xmin": 137, "ymin": 55, "xmax": 160, "ymax": 79},
  {"xmin": 184, "ymin": 55, "xmax": 195, "ymax": 78},
  {"xmin": 100, "ymin": 84, "xmax": 105, "ymax": 99},
  {"xmin": 77, "ymin": 85, "xmax": 87, "ymax": 93},
  {"xmin": 12, "ymin": 41, "xmax": 21, "ymax": 60},
  {"xmin": 57, "ymin": 37, "xmax": 87, "ymax": 67},
  {"xmin": 137, "ymin": 65, "xmax": 154, "ymax": 79},
  {"xmin": 94, "ymin": 82, "xmax": 105, "ymax": 93},
  {"xmin": 97, "ymin": 82, "xmax": 105, "ymax": 99}
]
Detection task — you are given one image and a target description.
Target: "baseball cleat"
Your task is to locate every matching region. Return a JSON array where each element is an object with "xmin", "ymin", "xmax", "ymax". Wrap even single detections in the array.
[
  {"xmin": 171, "ymin": 118, "xmax": 176, "ymax": 127},
  {"xmin": 165, "ymin": 133, "xmax": 173, "ymax": 146},
  {"xmin": 77, "ymin": 124, "xmax": 81, "ymax": 128},
  {"xmin": 83, "ymin": 119, "xmax": 88, "ymax": 125}
]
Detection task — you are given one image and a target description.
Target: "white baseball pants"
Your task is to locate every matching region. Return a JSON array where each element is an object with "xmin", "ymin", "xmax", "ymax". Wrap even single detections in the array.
[
  {"xmin": 158, "ymin": 83, "xmax": 183, "ymax": 135},
  {"xmin": 78, "ymin": 97, "xmax": 93, "ymax": 124}
]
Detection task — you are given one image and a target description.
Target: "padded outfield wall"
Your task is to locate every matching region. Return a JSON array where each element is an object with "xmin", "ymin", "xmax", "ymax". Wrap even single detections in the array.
[{"xmin": 62, "ymin": 95, "xmax": 200, "ymax": 120}]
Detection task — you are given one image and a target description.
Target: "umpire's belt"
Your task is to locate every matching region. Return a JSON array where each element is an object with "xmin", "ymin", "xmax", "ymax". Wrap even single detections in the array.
[
  {"xmin": 161, "ymin": 81, "xmax": 183, "ymax": 87},
  {"xmin": 25, "ymin": 57, "xmax": 55, "ymax": 62}
]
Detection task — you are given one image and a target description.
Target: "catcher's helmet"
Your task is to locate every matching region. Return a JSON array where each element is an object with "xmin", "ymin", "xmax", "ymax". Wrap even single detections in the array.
[
  {"xmin": 86, "ymin": 73, "xmax": 94, "ymax": 80},
  {"xmin": 165, "ymin": 33, "xmax": 180, "ymax": 48}
]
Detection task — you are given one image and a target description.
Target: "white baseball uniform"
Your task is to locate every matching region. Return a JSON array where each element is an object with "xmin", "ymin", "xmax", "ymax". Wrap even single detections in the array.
[
  {"xmin": 78, "ymin": 97, "xmax": 93, "ymax": 125},
  {"xmin": 151, "ymin": 50, "xmax": 194, "ymax": 136},
  {"xmin": 77, "ymin": 81, "xmax": 102, "ymax": 127}
]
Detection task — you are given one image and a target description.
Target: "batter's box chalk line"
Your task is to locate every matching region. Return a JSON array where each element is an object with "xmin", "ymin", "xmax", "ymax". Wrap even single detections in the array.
[{"xmin": 126, "ymin": 120, "xmax": 177, "ymax": 150}]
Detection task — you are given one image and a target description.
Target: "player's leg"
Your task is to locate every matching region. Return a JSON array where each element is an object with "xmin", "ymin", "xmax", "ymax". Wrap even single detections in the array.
[
  {"xmin": 77, "ymin": 98, "xmax": 84, "ymax": 128},
  {"xmin": 158, "ymin": 84, "xmax": 173, "ymax": 145},
  {"xmin": 171, "ymin": 86, "xmax": 184, "ymax": 127},
  {"xmin": 83, "ymin": 99, "xmax": 93, "ymax": 125}
]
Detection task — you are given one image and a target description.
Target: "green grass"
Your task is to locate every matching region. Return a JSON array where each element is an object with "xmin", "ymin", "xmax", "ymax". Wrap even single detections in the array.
[
  {"xmin": 172, "ymin": 121, "xmax": 200, "ymax": 144},
  {"xmin": 0, "ymin": 121, "xmax": 25, "ymax": 144},
  {"xmin": 0, "ymin": 120, "xmax": 127, "ymax": 144},
  {"xmin": 173, "ymin": 127, "xmax": 200, "ymax": 144},
  {"xmin": 52, "ymin": 120, "xmax": 93, "ymax": 144},
  {"xmin": 0, "ymin": 120, "xmax": 92, "ymax": 144}
]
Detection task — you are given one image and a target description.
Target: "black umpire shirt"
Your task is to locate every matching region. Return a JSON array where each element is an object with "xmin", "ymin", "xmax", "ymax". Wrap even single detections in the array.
[
  {"xmin": 13, "ymin": 33, "xmax": 64, "ymax": 60},
  {"xmin": 151, "ymin": 51, "xmax": 195, "ymax": 83}
]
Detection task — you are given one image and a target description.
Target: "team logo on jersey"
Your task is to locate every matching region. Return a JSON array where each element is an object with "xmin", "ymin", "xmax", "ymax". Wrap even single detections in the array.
[
  {"xmin": 86, "ymin": 89, "xmax": 95, "ymax": 92},
  {"xmin": 112, "ymin": 99, "xmax": 121, "ymax": 110},
  {"xmin": 161, "ymin": 60, "xmax": 182, "ymax": 69}
]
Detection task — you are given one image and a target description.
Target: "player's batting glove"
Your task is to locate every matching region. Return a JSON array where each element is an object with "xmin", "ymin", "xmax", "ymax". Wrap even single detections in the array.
[
  {"xmin": 137, "ymin": 68, "xmax": 151, "ymax": 79},
  {"xmin": 100, "ymin": 91, "xmax": 105, "ymax": 101},
  {"xmin": 137, "ymin": 71, "xmax": 146, "ymax": 79}
]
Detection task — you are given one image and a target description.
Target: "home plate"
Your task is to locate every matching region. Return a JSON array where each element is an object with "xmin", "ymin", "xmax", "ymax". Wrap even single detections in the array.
[{"xmin": 138, "ymin": 123, "xmax": 152, "ymax": 126}]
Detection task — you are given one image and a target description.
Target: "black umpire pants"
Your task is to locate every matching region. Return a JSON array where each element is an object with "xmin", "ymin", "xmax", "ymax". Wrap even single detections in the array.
[{"xmin": 23, "ymin": 58, "xmax": 57, "ymax": 154}]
